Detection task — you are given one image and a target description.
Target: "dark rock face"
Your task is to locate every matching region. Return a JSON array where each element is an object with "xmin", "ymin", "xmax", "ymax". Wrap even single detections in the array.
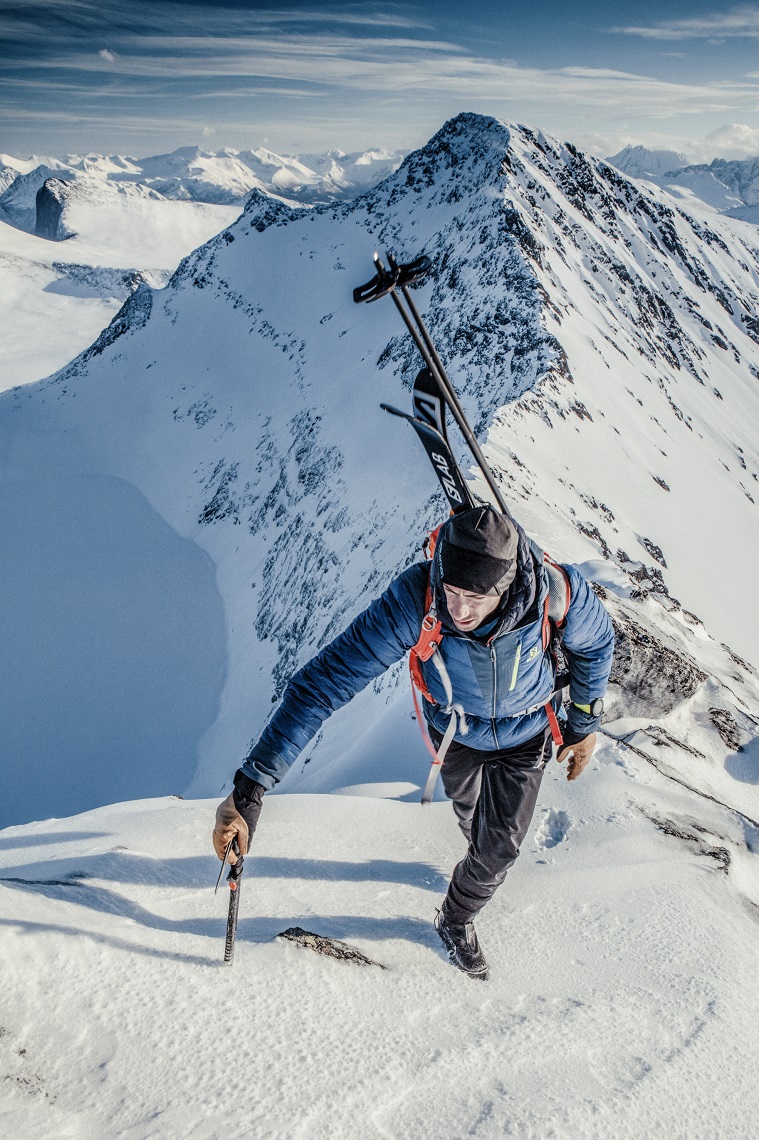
[
  {"xmin": 593, "ymin": 585, "xmax": 707, "ymax": 715},
  {"xmin": 608, "ymin": 610, "xmax": 706, "ymax": 713},
  {"xmin": 709, "ymin": 707, "xmax": 742, "ymax": 750},
  {"xmin": 35, "ymin": 178, "xmax": 74, "ymax": 241}
]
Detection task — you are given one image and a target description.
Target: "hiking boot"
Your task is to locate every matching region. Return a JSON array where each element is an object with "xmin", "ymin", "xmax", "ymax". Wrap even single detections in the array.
[{"xmin": 434, "ymin": 911, "xmax": 489, "ymax": 980}]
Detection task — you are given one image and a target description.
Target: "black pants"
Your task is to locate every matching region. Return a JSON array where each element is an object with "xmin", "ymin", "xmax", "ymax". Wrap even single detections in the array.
[{"xmin": 430, "ymin": 727, "xmax": 552, "ymax": 924}]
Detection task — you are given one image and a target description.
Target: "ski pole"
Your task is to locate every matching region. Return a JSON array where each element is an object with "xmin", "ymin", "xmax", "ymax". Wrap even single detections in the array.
[
  {"xmin": 388, "ymin": 253, "xmax": 511, "ymax": 516},
  {"xmin": 224, "ymin": 850, "xmax": 244, "ymax": 964},
  {"xmin": 215, "ymin": 837, "xmax": 244, "ymax": 964}
]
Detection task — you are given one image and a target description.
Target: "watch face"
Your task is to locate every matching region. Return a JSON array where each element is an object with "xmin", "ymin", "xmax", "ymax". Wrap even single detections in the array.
[{"xmin": 590, "ymin": 698, "xmax": 604, "ymax": 717}]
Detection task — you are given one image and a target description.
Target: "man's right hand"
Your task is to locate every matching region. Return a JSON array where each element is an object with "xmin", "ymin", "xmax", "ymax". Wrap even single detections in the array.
[
  {"xmin": 213, "ymin": 779, "xmax": 265, "ymax": 863},
  {"xmin": 213, "ymin": 793, "xmax": 249, "ymax": 863}
]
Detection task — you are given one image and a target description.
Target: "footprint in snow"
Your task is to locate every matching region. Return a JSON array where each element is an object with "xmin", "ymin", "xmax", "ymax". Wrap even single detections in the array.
[{"xmin": 534, "ymin": 807, "xmax": 572, "ymax": 850}]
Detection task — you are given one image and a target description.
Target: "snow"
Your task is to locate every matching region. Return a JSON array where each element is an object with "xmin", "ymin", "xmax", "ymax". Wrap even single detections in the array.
[
  {"xmin": 3, "ymin": 112, "xmax": 759, "ymax": 1136},
  {"xmin": 0, "ymin": 201, "xmax": 240, "ymax": 391},
  {"xmin": 2, "ymin": 732, "xmax": 758, "ymax": 1137},
  {"xmin": 0, "ymin": 471, "xmax": 226, "ymax": 827},
  {"xmin": 606, "ymin": 145, "xmax": 689, "ymax": 179}
]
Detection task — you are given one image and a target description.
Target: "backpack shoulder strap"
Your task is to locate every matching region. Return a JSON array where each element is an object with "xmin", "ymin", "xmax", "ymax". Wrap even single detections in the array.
[
  {"xmin": 409, "ymin": 568, "xmax": 441, "ymax": 702},
  {"xmin": 543, "ymin": 555, "xmax": 571, "ymax": 626}
]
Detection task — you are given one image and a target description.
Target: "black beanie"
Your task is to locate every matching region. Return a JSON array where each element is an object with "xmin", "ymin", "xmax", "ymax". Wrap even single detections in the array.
[{"xmin": 438, "ymin": 507, "xmax": 519, "ymax": 596}]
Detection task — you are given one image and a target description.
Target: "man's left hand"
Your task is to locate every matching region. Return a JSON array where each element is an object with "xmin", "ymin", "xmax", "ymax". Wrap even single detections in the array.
[{"xmin": 556, "ymin": 733, "xmax": 596, "ymax": 781}]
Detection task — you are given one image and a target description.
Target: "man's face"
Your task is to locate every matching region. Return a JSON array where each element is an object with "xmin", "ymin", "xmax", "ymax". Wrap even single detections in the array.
[{"xmin": 442, "ymin": 583, "xmax": 501, "ymax": 632}]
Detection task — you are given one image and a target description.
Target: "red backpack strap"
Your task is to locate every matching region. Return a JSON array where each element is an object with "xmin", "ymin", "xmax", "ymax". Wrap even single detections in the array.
[
  {"xmin": 409, "ymin": 524, "xmax": 446, "ymax": 703},
  {"xmin": 541, "ymin": 553, "xmax": 570, "ymax": 747},
  {"xmin": 409, "ymin": 579, "xmax": 441, "ymax": 703},
  {"xmin": 424, "ymin": 522, "xmax": 443, "ymax": 561},
  {"xmin": 544, "ymin": 700, "xmax": 564, "ymax": 747}
]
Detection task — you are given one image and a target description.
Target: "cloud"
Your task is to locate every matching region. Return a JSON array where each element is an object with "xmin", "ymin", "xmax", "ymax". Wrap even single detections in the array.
[
  {"xmin": 615, "ymin": 5, "xmax": 759, "ymax": 40},
  {"xmin": 0, "ymin": 0, "xmax": 430, "ymax": 53},
  {"xmin": 5, "ymin": 0, "xmax": 759, "ymax": 158},
  {"xmin": 28, "ymin": 41, "xmax": 759, "ymax": 126},
  {"xmin": 702, "ymin": 122, "xmax": 759, "ymax": 158}
]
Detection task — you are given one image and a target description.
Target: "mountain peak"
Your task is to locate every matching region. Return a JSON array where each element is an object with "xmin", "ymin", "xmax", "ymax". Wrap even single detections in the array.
[{"xmin": 606, "ymin": 144, "xmax": 689, "ymax": 179}]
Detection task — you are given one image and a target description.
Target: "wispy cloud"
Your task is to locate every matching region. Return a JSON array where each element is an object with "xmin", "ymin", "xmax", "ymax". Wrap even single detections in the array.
[
  {"xmin": 616, "ymin": 5, "xmax": 759, "ymax": 40},
  {"xmin": 0, "ymin": 0, "xmax": 430, "ymax": 50},
  {"xmin": 8, "ymin": 26, "xmax": 758, "ymax": 122},
  {"xmin": 5, "ymin": 0, "xmax": 759, "ymax": 159}
]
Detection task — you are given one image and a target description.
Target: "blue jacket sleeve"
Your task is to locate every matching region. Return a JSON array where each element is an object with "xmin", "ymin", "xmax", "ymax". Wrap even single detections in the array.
[
  {"xmin": 559, "ymin": 565, "xmax": 615, "ymax": 740},
  {"xmin": 240, "ymin": 564, "xmax": 427, "ymax": 789}
]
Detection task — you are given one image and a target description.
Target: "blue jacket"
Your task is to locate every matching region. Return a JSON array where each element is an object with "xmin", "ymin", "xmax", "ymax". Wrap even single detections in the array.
[{"xmin": 241, "ymin": 549, "xmax": 615, "ymax": 791}]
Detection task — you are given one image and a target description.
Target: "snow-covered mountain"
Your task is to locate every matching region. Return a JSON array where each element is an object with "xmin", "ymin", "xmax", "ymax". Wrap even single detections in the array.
[
  {"xmin": 606, "ymin": 146, "xmax": 759, "ymax": 224},
  {"xmin": 0, "ymin": 197, "xmax": 240, "ymax": 390},
  {"xmin": 659, "ymin": 157, "xmax": 759, "ymax": 225},
  {"xmin": 0, "ymin": 144, "xmax": 406, "ymax": 236},
  {"xmin": 3, "ymin": 112, "xmax": 759, "ymax": 1137},
  {"xmin": 3, "ymin": 110, "xmax": 759, "ymax": 818},
  {"xmin": 0, "ymin": 144, "xmax": 404, "ymax": 387},
  {"xmin": 606, "ymin": 144, "xmax": 689, "ymax": 179}
]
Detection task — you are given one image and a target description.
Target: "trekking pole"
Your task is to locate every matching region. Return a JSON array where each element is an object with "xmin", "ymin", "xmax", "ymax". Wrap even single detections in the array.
[
  {"xmin": 354, "ymin": 253, "xmax": 511, "ymax": 516},
  {"xmin": 215, "ymin": 838, "xmax": 244, "ymax": 964}
]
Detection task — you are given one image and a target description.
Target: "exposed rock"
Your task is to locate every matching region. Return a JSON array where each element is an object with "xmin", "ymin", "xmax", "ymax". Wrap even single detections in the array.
[
  {"xmin": 641, "ymin": 811, "xmax": 731, "ymax": 871},
  {"xmin": 278, "ymin": 927, "xmax": 386, "ymax": 968},
  {"xmin": 593, "ymin": 585, "xmax": 707, "ymax": 715},
  {"xmin": 35, "ymin": 178, "xmax": 74, "ymax": 241},
  {"xmin": 709, "ymin": 707, "xmax": 742, "ymax": 751},
  {"xmin": 639, "ymin": 537, "xmax": 667, "ymax": 567}
]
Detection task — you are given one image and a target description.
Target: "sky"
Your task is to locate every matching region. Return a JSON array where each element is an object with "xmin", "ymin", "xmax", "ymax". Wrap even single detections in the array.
[{"xmin": 4, "ymin": 0, "xmax": 759, "ymax": 162}]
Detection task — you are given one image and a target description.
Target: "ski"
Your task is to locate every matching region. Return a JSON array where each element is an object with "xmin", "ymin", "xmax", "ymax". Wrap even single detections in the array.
[
  {"xmin": 411, "ymin": 365, "xmax": 449, "ymax": 440},
  {"xmin": 380, "ymin": 402, "xmax": 475, "ymax": 512},
  {"xmin": 354, "ymin": 252, "xmax": 511, "ymax": 517}
]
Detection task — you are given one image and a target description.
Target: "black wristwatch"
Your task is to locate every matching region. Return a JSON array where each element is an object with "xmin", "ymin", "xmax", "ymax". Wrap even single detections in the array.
[{"xmin": 573, "ymin": 698, "xmax": 604, "ymax": 717}]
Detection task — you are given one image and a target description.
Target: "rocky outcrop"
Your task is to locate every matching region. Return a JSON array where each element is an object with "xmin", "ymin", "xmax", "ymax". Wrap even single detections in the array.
[
  {"xmin": 35, "ymin": 178, "xmax": 74, "ymax": 241},
  {"xmin": 593, "ymin": 585, "xmax": 707, "ymax": 716}
]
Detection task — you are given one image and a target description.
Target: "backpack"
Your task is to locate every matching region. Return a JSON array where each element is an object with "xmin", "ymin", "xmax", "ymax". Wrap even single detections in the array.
[{"xmin": 409, "ymin": 524, "xmax": 570, "ymax": 802}]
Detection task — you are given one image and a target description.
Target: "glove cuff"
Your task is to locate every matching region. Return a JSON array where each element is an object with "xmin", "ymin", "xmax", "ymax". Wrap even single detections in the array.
[{"xmin": 233, "ymin": 769, "xmax": 266, "ymax": 810}]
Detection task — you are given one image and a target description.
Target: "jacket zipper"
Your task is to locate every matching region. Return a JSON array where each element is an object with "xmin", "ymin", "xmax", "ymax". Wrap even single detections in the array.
[
  {"xmin": 509, "ymin": 642, "xmax": 522, "ymax": 691},
  {"xmin": 490, "ymin": 641, "xmax": 500, "ymax": 749}
]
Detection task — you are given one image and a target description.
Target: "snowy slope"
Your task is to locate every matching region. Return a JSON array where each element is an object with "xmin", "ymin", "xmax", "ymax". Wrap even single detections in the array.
[
  {"xmin": 2, "ymin": 111, "xmax": 759, "ymax": 828},
  {"xmin": 0, "ymin": 202, "xmax": 240, "ymax": 390},
  {"xmin": 1, "ymin": 746, "xmax": 758, "ymax": 1138},
  {"xmin": 0, "ymin": 219, "xmax": 127, "ymax": 388}
]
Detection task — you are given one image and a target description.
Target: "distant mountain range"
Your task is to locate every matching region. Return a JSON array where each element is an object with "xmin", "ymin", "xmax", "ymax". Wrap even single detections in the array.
[
  {"xmin": 0, "ymin": 145, "xmax": 406, "ymax": 237},
  {"xmin": 606, "ymin": 145, "xmax": 759, "ymax": 223}
]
